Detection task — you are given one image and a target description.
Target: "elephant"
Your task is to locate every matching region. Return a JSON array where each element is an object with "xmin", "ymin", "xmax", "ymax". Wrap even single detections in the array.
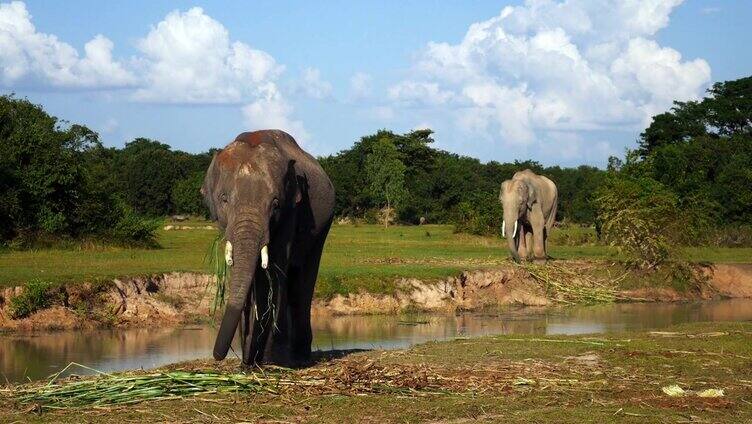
[
  {"xmin": 498, "ymin": 169, "xmax": 558, "ymax": 263},
  {"xmin": 201, "ymin": 129, "xmax": 334, "ymax": 367}
]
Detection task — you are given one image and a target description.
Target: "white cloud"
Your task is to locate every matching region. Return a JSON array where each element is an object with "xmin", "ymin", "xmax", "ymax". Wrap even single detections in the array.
[
  {"xmin": 241, "ymin": 89, "xmax": 309, "ymax": 142},
  {"xmin": 99, "ymin": 117, "xmax": 119, "ymax": 134},
  {"xmin": 388, "ymin": 81, "xmax": 454, "ymax": 105},
  {"xmin": 395, "ymin": 0, "xmax": 711, "ymax": 148},
  {"xmin": 295, "ymin": 67, "xmax": 332, "ymax": 99},
  {"xmin": 0, "ymin": 1, "xmax": 135, "ymax": 88},
  {"xmin": 133, "ymin": 7, "xmax": 283, "ymax": 104},
  {"xmin": 0, "ymin": 3, "xmax": 309, "ymax": 140},
  {"xmin": 349, "ymin": 72, "xmax": 372, "ymax": 99}
]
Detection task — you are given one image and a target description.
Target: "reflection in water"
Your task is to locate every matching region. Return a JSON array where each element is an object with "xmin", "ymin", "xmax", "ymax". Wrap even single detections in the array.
[{"xmin": 2, "ymin": 299, "xmax": 751, "ymax": 383}]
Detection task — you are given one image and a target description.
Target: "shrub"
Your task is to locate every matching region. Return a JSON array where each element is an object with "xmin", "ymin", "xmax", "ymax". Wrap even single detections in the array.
[
  {"xmin": 8, "ymin": 280, "xmax": 62, "ymax": 319},
  {"xmin": 595, "ymin": 176, "xmax": 679, "ymax": 269},
  {"xmin": 452, "ymin": 193, "xmax": 503, "ymax": 237},
  {"xmin": 705, "ymin": 225, "xmax": 752, "ymax": 247},
  {"xmin": 172, "ymin": 172, "xmax": 207, "ymax": 216},
  {"xmin": 548, "ymin": 223, "xmax": 598, "ymax": 246},
  {"xmin": 109, "ymin": 204, "xmax": 160, "ymax": 247}
]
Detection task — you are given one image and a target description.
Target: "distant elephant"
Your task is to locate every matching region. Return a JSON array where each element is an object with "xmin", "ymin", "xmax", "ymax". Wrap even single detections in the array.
[
  {"xmin": 202, "ymin": 130, "xmax": 334, "ymax": 366},
  {"xmin": 499, "ymin": 169, "xmax": 558, "ymax": 262}
]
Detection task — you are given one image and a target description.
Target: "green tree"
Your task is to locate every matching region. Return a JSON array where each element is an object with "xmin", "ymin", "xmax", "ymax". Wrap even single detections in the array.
[
  {"xmin": 0, "ymin": 95, "xmax": 157, "ymax": 246},
  {"xmin": 172, "ymin": 172, "xmax": 207, "ymax": 216},
  {"xmin": 365, "ymin": 137, "xmax": 407, "ymax": 227}
]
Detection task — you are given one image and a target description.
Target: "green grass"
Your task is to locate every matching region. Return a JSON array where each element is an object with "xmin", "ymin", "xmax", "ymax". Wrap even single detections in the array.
[
  {"xmin": 1, "ymin": 222, "xmax": 751, "ymax": 295},
  {"xmin": 3, "ymin": 322, "xmax": 751, "ymax": 423}
]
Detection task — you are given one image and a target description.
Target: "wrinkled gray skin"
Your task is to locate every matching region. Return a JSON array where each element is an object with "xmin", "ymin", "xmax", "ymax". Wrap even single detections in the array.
[
  {"xmin": 202, "ymin": 130, "xmax": 334, "ymax": 366},
  {"xmin": 499, "ymin": 169, "xmax": 558, "ymax": 263}
]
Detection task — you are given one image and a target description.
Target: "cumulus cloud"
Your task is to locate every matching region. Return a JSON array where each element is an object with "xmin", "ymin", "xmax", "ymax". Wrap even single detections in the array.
[
  {"xmin": 294, "ymin": 67, "xmax": 332, "ymax": 99},
  {"xmin": 0, "ymin": 2, "xmax": 309, "ymax": 141},
  {"xmin": 0, "ymin": 1, "xmax": 135, "ymax": 88},
  {"xmin": 393, "ymin": 0, "xmax": 711, "ymax": 148},
  {"xmin": 242, "ymin": 89, "xmax": 309, "ymax": 142},
  {"xmin": 388, "ymin": 81, "xmax": 454, "ymax": 105},
  {"xmin": 133, "ymin": 7, "xmax": 283, "ymax": 104},
  {"xmin": 349, "ymin": 72, "xmax": 372, "ymax": 99}
]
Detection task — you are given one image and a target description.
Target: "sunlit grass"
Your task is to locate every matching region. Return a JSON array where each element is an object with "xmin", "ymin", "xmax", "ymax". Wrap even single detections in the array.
[{"xmin": 1, "ymin": 222, "xmax": 750, "ymax": 295}]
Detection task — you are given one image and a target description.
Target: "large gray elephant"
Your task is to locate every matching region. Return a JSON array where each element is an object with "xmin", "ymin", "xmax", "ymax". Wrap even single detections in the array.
[
  {"xmin": 499, "ymin": 169, "xmax": 558, "ymax": 262},
  {"xmin": 202, "ymin": 130, "xmax": 334, "ymax": 366}
]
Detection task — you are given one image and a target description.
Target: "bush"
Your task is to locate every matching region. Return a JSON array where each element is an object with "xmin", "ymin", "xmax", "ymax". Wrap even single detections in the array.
[
  {"xmin": 595, "ymin": 175, "xmax": 679, "ymax": 269},
  {"xmin": 172, "ymin": 172, "xmax": 207, "ymax": 216},
  {"xmin": 8, "ymin": 280, "xmax": 62, "ymax": 319},
  {"xmin": 703, "ymin": 225, "xmax": 752, "ymax": 247},
  {"xmin": 452, "ymin": 194, "xmax": 503, "ymax": 237},
  {"xmin": 548, "ymin": 224, "xmax": 598, "ymax": 246},
  {"xmin": 109, "ymin": 204, "xmax": 161, "ymax": 247}
]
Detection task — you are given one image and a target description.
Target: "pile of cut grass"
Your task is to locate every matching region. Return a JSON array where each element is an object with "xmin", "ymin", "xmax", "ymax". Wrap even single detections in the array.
[
  {"xmin": 522, "ymin": 262, "xmax": 628, "ymax": 304},
  {"xmin": 13, "ymin": 366, "xmax": 283, "ymax": 410}
]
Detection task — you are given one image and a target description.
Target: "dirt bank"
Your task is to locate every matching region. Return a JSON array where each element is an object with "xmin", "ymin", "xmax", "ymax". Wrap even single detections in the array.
[{"xmin": 1, "ymin": 262, "xmax": 751, "ymax": 331}]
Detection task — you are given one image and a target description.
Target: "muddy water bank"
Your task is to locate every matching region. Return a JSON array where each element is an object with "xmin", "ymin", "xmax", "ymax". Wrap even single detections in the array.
[
  {"xmin": 2, "ymin": 299, "xmax": 752, "ymax": 383},
  {"xmin": 1, "ymin": 262, "xmax": 751, "ymax": 331}
]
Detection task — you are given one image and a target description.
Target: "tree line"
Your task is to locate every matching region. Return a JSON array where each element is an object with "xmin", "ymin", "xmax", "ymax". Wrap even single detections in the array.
[{"xmin": 1, "ymin": 75, "xmax": 749, "ymax": 247}]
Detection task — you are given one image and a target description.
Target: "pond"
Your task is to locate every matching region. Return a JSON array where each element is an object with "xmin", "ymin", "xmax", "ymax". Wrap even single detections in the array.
[{"xmin": 2, "ymin": 299, "xmax": 751, "ymax": 383}]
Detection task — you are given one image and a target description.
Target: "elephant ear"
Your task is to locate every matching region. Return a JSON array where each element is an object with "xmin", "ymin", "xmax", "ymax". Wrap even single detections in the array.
[
  {"xmin": 201, "ymin": 154, "xmax": 219, "ymax": 220},
  {"xmin": 284, "ymin": 159, "xmax": 303, "ymax": 205},
  {"xmin": 499, "ymin": 180, "xmax": 511, "ymax": 203},
  {"xmin": 524, "ymin": 181, "xmax": 537, "ymax": 210}
]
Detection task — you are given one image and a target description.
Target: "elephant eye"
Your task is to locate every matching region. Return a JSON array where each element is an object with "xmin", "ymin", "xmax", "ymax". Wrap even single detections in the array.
[
  {"xmin": 220, "ymin": 193, "xmax": 228, "ymax": 203},
  {"xmin": 272, "ymin": 198, "xmax": 279, "ymax": 209}
]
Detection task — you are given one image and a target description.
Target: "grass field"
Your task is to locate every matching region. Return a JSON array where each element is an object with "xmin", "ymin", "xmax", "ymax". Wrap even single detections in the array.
[
  {"xmin": 1, "ymin": 220, "xmax": 750, "ymax": 296},
  {"xmin": 3, "ymin": 321, "xmax": 750, "ymax": 423}
]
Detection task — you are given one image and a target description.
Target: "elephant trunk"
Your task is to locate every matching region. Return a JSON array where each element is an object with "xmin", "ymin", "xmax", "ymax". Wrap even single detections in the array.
[
  {"xmin": 504, "ymin": 212, "xmax": 520, "ymax": 263},
  {"xmin": 213, "ymin": 218, "xmax": 267, "ymax": 360}
]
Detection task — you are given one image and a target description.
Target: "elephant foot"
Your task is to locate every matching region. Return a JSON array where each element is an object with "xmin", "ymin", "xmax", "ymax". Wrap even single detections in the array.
[{"xmin": 533, "ymin": 258, "xmax": 547, "ymax": 265}]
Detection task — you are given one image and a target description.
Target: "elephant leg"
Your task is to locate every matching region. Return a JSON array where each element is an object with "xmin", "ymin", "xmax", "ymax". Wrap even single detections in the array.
[
  {"xmin": 516, "ymin": 226, "xmax": 528, "ymax": 261},
  {"xmin": 289, "ymin": 226, "xmax": 330, "ymax": 364},
  {"xmin": 265, "ymin": 272, "xmax": 291, "ymax": 365},
  {"xmin": 242, "ymin": 270, "xmax": 272, "ymax": 366},
  {"xmin": 528, "ymin": 210, "xmax": 546, "ymax": 262},
  {"xmin": 525, "ymin": 228, "xmax": 534, "ymax": 260}
]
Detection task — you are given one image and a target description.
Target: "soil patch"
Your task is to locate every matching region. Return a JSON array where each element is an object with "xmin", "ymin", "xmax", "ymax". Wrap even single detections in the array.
[{"xmin": 2, "ymin": 262, "xmax": 751, "ymax": 331}]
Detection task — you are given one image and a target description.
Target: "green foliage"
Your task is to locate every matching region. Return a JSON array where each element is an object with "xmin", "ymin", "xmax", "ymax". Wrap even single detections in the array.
[
  {"xmin": 0, "ymin": 95, "xmax": 158, "ymax": 246},
  {"xmin": 109, "ymin": 204, "xmax": 161, "ymax": 247},
  {"xmin": 595, "ymin": 175, "xmax": 679, "ymax": 269},
  {"xmin": 548, "ymin": 224, "xmax": 598, "ymax": 246},
  {"xmin": 172, "ymin": 172, "xmax": 207, "ymax": 216},
  {"xmin": 110, "ymin": 139, "xmax": 211, "ymax": 217},
  {"xmin": 365, "ymin": 137, "xmax": 407, "ymax": 225},
  {"xmin": 321, "ymin": 128, "xmax": 602, "ymax": 230},
  {"xmin": 452, "ymin": 192, "xmax": 503, "ymax": 237},
  {"xmin": 8, "ymin": 279, "xmax": 61, "ymax": 319},
  {"xmin": 635, "ymin": 76, "xmax": 752, "ymax": 225}
]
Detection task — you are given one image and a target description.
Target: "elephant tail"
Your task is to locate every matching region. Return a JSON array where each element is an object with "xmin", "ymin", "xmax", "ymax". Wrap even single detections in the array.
[{"xmin": 546, "ymin": 190, "xmax": 558, "ymax": 230}]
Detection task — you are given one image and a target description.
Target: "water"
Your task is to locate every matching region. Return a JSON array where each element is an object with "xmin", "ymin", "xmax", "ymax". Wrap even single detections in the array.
[{"xmin": 2, "ymin": 299, "xmax": 751, "ymax": 383}]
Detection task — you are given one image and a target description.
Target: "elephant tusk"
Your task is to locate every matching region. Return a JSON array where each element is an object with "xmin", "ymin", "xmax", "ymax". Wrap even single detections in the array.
[
  {"xmin": 502, "ymin": 220, "xmax": 506, "ymax": 237},
  {"xmin": 260, "ymin": 245, "xmax": 269, "ymax": 269},
  {"xmin": 513, "ymin": 221, "xmax": 518, "ymax": 237},
  {"xmin": 224, "ymin": 241, "xmax": 233, "ymax": 267}
]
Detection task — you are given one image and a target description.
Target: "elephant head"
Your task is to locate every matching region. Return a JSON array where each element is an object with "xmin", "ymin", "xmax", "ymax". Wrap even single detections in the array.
[
  {"xmin": 499, "ymin": 179, "xmax": 534, "ymax": 262},
  {"xmin": 201, "ymin": 134, "xmax": 300, "ymax": 361}
]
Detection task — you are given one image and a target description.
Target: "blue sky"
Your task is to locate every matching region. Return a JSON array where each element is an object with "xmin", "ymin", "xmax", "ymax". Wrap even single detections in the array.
[{"xmin": 1, "ymin": 0, "xmax": 749, "ymax": 166}]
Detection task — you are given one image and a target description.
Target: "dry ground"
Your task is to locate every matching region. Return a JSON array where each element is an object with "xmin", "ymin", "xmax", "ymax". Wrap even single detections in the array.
[{"xmin": 2, "ymin": 321, "xmax": 751, "ymax": 423}]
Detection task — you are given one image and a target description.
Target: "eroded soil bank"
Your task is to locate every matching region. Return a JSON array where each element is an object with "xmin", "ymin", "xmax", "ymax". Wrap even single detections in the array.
[{"xmin": 1, "ymin": 262, "xmax": 751, "ymax": 331}]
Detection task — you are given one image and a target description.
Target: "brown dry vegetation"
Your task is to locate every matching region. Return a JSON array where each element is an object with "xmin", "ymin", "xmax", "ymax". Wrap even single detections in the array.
[{"xmin": 1, "ymin": 322, "xmax": 750, "ymax": 423}]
